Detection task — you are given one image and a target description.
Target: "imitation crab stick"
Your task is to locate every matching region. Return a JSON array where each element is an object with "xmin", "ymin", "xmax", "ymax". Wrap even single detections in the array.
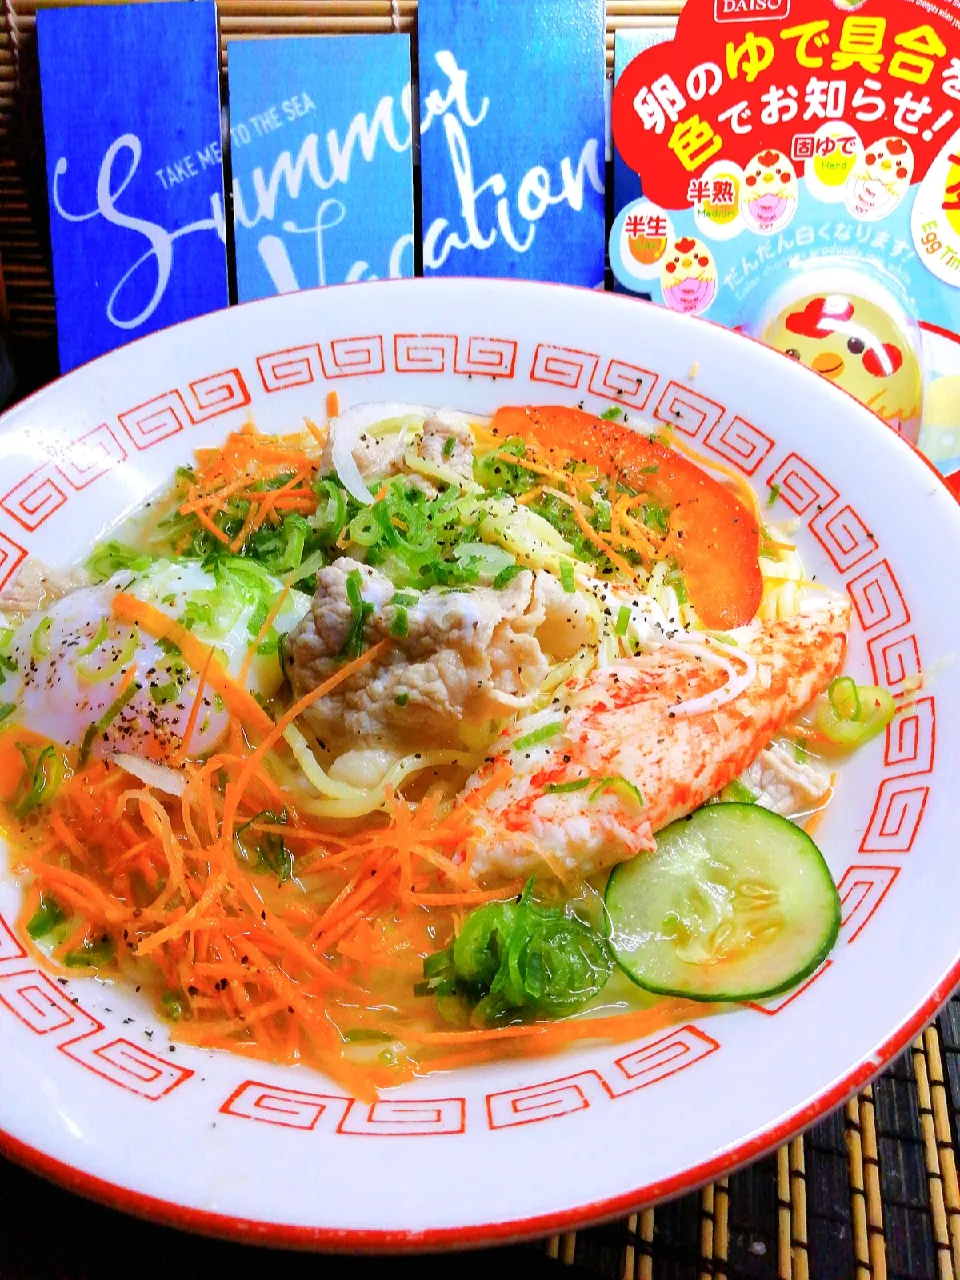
[{"xmin": 490, "ymin": 404, "xmax": 762, "ymax": 629}]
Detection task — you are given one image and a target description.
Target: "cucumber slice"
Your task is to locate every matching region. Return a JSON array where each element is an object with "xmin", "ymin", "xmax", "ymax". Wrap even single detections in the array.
[{"xmin": 605, "ymin": 804, "xmax": 840, "ymax": 1001}]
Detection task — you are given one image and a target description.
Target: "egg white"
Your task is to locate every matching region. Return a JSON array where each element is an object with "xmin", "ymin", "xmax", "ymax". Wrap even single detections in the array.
[{"xmin": 0, "ymin": 560, "xmax": 310, "ymax": 760}]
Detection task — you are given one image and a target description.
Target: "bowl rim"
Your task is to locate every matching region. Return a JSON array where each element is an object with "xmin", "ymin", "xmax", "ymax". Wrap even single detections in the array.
[{"xmin": 2, "ymin": 275, "xmax": 959, "ymax": 1252}]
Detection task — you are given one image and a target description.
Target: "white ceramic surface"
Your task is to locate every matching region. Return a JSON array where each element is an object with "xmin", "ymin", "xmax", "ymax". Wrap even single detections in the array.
[{"xmin": 0, "ymin": 278, "xmax": 957, "ymax": 1250}]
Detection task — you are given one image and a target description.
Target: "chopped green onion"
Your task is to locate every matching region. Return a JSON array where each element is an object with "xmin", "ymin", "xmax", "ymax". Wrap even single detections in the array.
[
  {"xmin": 513, "ymin": 721, "xmax": 563, "ymax": 752},
  {"xmin": 76, "ymin": 627, "xmax": 138, "ymax": 682},
  {"xmin": 600, "ymin": 406, "xmax": 626, "ymax": 422},
  {"xmin": 391, "ymin": 592, "xmax": 418, "ymax": 607},
  {"xmin": 79, "ymin": 680, "xmax": 141, "ymax": 766},
  {"xmin": 26, "ymin": 893, "xmax": 65, "ymax": 939},
  {"xmin": 442, "ymin": 436, "xmax": 457, "ymax": 459},
  {"xmin": 816, "ymin": 680, "xmax": 894, "ymax": 748},
  {"xmin": 348, "ymin": 510, "xmax": 382, "ymax": 548},
  {"xmin": 543, "ymin": 778, "xmax": 591, "ymax": 794},
  {"xmin": 590, "ymin": 775, "xmax": 644, "ymax": 809},
  {"xmin": 642, "ymin": 501, "xmax": 670, "ymax": 538},
  {"xmin": 338, "ymin": 569, "xmax": 374, "ymax": 662},
  {"xmin": 0, "ymin": 653, "xmax": 17, "ymax": 675},
  {"xmin": 64, "ymin": 935, "xmax": 115, "ymax": 969},
  {"xmin": 14, "ymin": 745, "xmax": 66, "ymax": 819},
  {"xmin": 664, "ymin": 568, "xmax": 688, "ymax": 605},
  {"xmin": 614, "ymin": 605, "xmax": 631, "ymax": 636},
  {"xmin": 417, "ymin": 879, "xmax": 613, "ymax": 1023},
  {"xmin": 149, "ymin": 680, "xmax": 179, "ymax": 706},
  {"xmin": 828, "ymin": 676, "xmax": 861, "ymax": 721},
  {"xmin": 86, "ymin": 541, "xmax": 154, "ymax": 583},
  {"xmin": 77, "ymin": 618, "xmax": 109, "ymax": 658},
  {"xmin": 390, "ymin": 607, "xmax": 409, "ymax": 639},
  {"xmin": 493, "ymin": 564, "xmax": 524, "ymax": 590},
  {"xmin": 767, "ymin": 483, "xmax": 781, "ymax": 508},
  {"xmin": 712, "ymin": 777, "xmax": 757, "ymax": 804},
  {"xmin": 161, "ymin": 991, "xmax": 187, "ymax": 1021},
  {"xmin": 559, "ymin": 559, "xmax": 575, "ymax": 593},
  {"xmin": 0, "ymin": 703, "xmax": 15, "ymax": 727},
  {"xmin": 343, "ymin": 1028, "xmax": 395, "ymax": 1044},
  {"xmin": 31, "ymin": 617, "xmax": 53, "ymax": 660},
  {"xmin": 394, "ymin": 693, "xmax": 409, "ymax": 707}
]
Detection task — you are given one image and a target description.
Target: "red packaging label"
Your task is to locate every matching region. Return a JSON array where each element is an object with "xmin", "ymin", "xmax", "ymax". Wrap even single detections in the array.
[{"xmin": 612, "ymin": 0, "xmax": 960, "ymax": 211}]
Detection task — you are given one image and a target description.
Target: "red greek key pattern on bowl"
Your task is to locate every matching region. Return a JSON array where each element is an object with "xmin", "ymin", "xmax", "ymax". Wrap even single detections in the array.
[
  {"xmin": 747, "ymin": 962, "xmax": 833, "ymax": 1015},
  {"xmin": 765, "ymin": 453, "xmax": 838, "ymax": 517},
  {"xmin": 530, "ymin": 343, "xmax": 599, "ymax": 390},
  {"xmin": 703, "ymin": 415, "xmax": 774, "ymax": 476},
  {"xmin": 811, "ymin": 503, "xmax": 878, "ymax": 573},
  {"xmin": 0, "ymin": 969, "xmax": 101, "ymax": 1038},
  {"xmin": 486, "ymin": 1026, "xmax": 719, "ymax": 1128},
  {"xmin": 847, "ymin": 559, "xmax": 909, "ymax": 635},
  {"xmin": 837, "ymin": 866, "xmax": 901, "ymax": 944},
  {"xmin": 393, "ymin": 334, "xmax": 518, "ymax": 379},
  {"xmin": 118, "ymin": 392, "xmax": 192, "ymax": 451},
  {"xmin": 221, "ymin": 1081, "xmax": 464, "ymax": 1135},
  {"xmin": 0, "ymin": 530, "xmax": 27, "ymax": 591},
  {"xmin": 185, "ymin": 369, "xmax": 250, "ymax": 421},
  {"xmin": 59, "ymin": 1036, "xmax": 191, "ymax": 1100},
  {"xmin": 257, "ymin": 345, "xmax": 324, "ymax": 392},
  {"xmin": 860, "ymin": 778, "xmax": 929, "ymax": 854},
  {"xmin": 0, "ymin": 902, "xmax": 192, "ymax": 1102},
  {"xmin": 339, "ymin": 1098, "xmax": 465, "ymax": 1137},
  {"xmin": 589, "ymin": 358, "xmax": 658, "ymax": 411},
  {"xmin": 53, "ymin": 424, "xmax": 128, "ymax": 490},
  {"xmin": 457, "ymin": 335, "xmax": 517, "ymax": 378},
  {"xmin": 867, "ymin": 626, "xmax": 922, "ymax": 695},
  {"xmin": 221, "ymin": 1081, "xmax": 350, "ymax": 1132},
  {"xmin": 701, "ymin": 417, "xmax": 778, "ymax": 478},
  {"xmin": 0, "ymin": 963, "xmax": 192, "ymax": 1099},
  {"xmin": 0, "ymin": 914, "xmax": 26, "ymax": 963},
  {"xmin": 609, "ymin": 1026, "xmax": 719, "ymax": 1091},
  {"xmin": 487, "ymin": 1072, "xmax": 605, "ymax": 1128},
  {"xmin": 394, "ymin": 334, "xmax": 456, "ymax": 374},
  {"xmin": 886, "ymin": 698, "xmax": 935, "ymax": 777},
  {"xmin": 319, "ymin": 336, "xmax": 385, "ymax": 379},
  {"xmin": 1, "ymin": 467, "xmax": 69, "ymax": 531},
  {"xmin": 653, "ymin": 382, "xmax": 724, "ymax": 438}
]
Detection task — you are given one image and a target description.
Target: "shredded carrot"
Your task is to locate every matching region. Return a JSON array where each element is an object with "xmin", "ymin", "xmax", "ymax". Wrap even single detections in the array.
[
  {"xmin": 172, "ymin": 648, "xmax": 215, "ymax": 767},
  {"xmin": 111, "ymin": 593, "xmax": 274, "ymax": 739},
  {"xmin": 238, "ymin": 579, "xmax": 292, "ymax": 689},
  {"xmin": 326, "ymin": 391, "xmax": 340, "ymax": 419},
  {"xmin": 304, "ymin": 416, "xmax": 326, "ymax": 448},
  {"xmin": 2, "ymin": 423, "xmax": 730, "ymax": 1094}
]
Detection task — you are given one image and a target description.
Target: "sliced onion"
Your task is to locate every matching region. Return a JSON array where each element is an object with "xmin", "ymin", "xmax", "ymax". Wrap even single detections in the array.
[
  {"xmin": 662, "ymin": 638, "xmax": 758, "ymax": 717},
  {"xmin": 330, "ymin": 412, "xmax": 375, "ymax": 507},
  {"xmin": 329, "ymin": 402, "xmax": 432, "ymax": 507},
  {"xmin": 109, "ymin": 753, "xmax": 186, "ymax": 797}
]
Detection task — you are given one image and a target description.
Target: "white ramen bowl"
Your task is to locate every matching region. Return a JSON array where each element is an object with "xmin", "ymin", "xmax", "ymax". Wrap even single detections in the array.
[{"xmin": 0, "ymin": 277, "xmax": 957, "ymax": 1249}]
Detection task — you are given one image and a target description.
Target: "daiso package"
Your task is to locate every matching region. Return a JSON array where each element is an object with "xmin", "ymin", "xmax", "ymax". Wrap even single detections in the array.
[{"xmin": 610, "ymin": 0, "xmax": 960, "ymax": 486}]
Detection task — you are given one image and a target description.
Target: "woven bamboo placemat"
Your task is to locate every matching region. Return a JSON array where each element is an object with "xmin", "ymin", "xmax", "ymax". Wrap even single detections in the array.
[{"xmin": 3, "ymin": 3, "xmax": 960, "ymax": 1276}]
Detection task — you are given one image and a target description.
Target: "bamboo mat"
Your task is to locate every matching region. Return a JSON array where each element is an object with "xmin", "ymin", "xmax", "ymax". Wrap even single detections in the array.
[{"xmin": 5, "ymin": 2, "xmax": 960, "ymax": 1276}]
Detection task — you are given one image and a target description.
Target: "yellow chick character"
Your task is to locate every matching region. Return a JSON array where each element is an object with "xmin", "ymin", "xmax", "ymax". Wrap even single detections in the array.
[{"xmin": 761, "ymin": 292, "xmax": 923, "ymax": 439}]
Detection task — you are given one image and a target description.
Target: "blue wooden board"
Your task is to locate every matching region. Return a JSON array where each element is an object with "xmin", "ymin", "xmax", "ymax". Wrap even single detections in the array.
[
  {"xmin": 417, "ymin": 0, "xmax": 606, "ymax": 287},
  {"xmin": 613, "ymin": 29, "xmax": 676, "ymax": 219},
  {"xmin": 613, "ymin": 28, "xmax": 675, "ymax": 295},
  {"xmin": 227, "ymin": 35, "xmax": 415, "ymax": 302},
  {"xmin": 37, "ymin": 1, "xmax": 228, "ymax": 374}
]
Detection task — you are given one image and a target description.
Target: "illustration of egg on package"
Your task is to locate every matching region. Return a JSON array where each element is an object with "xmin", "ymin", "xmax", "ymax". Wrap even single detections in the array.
[{"xmin": 610, "ymin": 0, "xmax": 960, "ymax": 475}]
